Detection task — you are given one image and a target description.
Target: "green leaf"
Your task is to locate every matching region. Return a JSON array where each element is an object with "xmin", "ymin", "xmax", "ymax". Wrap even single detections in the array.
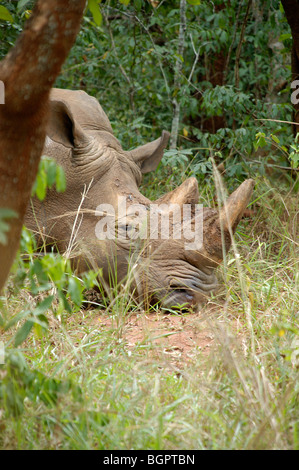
[
  {"xmin": 0, "ymin": 6, "xmax": 14, "ymax": 22},
  {"xmin": 17, "ymin": 0, "xmax": 31, "ymax": 10},
  {"xmin": 174, "ymin": 53, "xmax": 184, "ymax": 63},
  {"xmin": 47, "ymin": 161, "xmax": 57, "ymax": 187},
  {"xmin": 58, "ymin": 291, "xmax": 72, "ymax": 313},
  {"xmin": 254, "ymin": 132, "xmax": 267, "ymax": 150},
  {"xmin": 0, "ymin": 208, "xmax": 18, "ymax": 245},
  {"xmin": 14, "ymin": 321, "xmax": 34, "ymax": 347},
  {"xmin": 68, "ymin": 277, "xmax": 83, "ymax": 307},
  {"xmin": 289, "ymin": 152, "xmax": 299, "ymax": 169},
  {"xmin": 119, "ymin": 0, "xmax": 131, "ymax": 5},
  {"xmin": 187, "ymin": 0, "xmax": 201, "ymax": 5},
  {"xmin": 55, "ymin": 165, "xmax": 66, "ymax": 193},
  {"xmin": 270, "ymin": 134, "xmax": 280, "ymax": 144},
  {"xmin": 33, "ymin": 295, "xmax": 54, "ymax": 316},
  {"xmin": 33, "ymin": 315, "xmax": 49, "ymax": 337},
  {"xmin": 32, "ymin": 157, "xmax": 66, "ymax": 199},
  {"xmin": 5, "ymin": 309, "xmax": 30, "ymax": 331},
  {"xmin": 83, "ymin": 269, "xmax": 101, "ymax": 289},
  {"xmin": 30, "ymin": 259, "xmax": 49, "ymax": 287},
  {"xmin": 34, "ymin": 167, "xmax": 47, "ymax": 201},
  {"xmin": 88, "ymin": 0, "xmax": 103, "ymax": 26},
  {"xmin": 279, "ymin": 33, "xmax": 292, "ymax": 42}
]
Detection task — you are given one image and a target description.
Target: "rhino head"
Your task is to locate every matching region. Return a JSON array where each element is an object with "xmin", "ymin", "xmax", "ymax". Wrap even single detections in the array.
[{"xmin": 25, "ymin": 88, "xmax": 254, "ymax": 309}]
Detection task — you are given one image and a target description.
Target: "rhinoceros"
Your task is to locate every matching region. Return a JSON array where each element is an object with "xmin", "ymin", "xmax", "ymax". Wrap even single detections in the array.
[{"xmin": 25, "ymin": 88, "xmax": 254, "ymax": 309}]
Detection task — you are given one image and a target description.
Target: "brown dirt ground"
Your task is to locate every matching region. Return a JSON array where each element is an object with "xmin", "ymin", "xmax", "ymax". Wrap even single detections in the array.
[{"xmin": 86, "ymin": 302, "xmax": 242, "ymax": 368}]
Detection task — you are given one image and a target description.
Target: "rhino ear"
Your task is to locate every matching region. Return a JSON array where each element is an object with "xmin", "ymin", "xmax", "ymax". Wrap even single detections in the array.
[
  {"xmin": 47, "ymin": 100, "xmax": 86, "ymax": 148},
  {"xmin": 130, "ymin": 131, "xmax": 170, "ymax": 173}
]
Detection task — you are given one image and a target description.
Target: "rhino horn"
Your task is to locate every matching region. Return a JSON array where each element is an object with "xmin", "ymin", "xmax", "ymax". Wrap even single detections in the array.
[
  {"xmin": 198, "ymin": 179, "xmax": 255, "ymax": 264},
  {"xmin": 218, "ymin": 179, "xmax": 255, "ymax": 233},
  {"xmin": 155, "ymin": 177, "xmax": 199, "ymax": 206}
]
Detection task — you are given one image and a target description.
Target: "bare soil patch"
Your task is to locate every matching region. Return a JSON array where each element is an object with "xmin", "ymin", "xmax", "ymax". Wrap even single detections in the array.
[{"xmin": 89, "ymin": 304, "xmax": 231, "ymax": 367}]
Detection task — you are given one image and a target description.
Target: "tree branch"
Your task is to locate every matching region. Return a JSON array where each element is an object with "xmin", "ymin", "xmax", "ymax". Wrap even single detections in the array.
[
  {"xmin": 170, "ymin": 0, "xmax": 187, "ymax": 149},
  {"xmin": 223, "ymin": 0, "xmax": 243, "ymax": 84},
  {"xmin": 234, "ymin": 0, "xmax": 252, "ymax": 89}
]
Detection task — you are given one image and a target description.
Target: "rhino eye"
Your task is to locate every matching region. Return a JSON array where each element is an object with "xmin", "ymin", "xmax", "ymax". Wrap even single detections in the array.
[
  {"xmin": 117, "ymin": 224, "xmax": 129, "ymax": 235},
  {"xmin": 118, "ymin": 224, "xmax": 138, "ymax": 240},
  {"xmin": 169, "ymin": 282, "xmax": 194, "ymax": 299},
  {"xmin": 118, "ymin": 224, "xmax": 130, "ymax": 231},
  {"xmin": 170, "ymin": 284, "xmax": 189, "ymax": 295},
  {"xmin": 172, "ymin": 286, "xmax": 187, "ymax": 293}
]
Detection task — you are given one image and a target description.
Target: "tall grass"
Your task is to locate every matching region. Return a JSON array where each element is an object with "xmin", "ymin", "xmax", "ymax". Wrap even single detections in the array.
[{"xmin": 0, "ymin": 174, "xmax": 298, "ymax": 450}]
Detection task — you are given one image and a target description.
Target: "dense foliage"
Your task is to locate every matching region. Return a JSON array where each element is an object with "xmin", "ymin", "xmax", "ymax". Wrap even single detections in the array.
[{"xmin": 0, "ymin": 0, "xmax": 297, "ymax": 182}]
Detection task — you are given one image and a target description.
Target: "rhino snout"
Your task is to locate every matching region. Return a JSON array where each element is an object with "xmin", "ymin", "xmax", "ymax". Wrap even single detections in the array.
[{"xmin": 160, "ymin": 271, "xmax": 219, "ymax": 309}]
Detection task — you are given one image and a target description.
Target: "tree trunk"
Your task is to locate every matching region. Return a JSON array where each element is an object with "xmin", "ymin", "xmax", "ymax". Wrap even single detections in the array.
[
  {"xmin": 281, "ymin": 0, "xmax": 299, "ymax": 132},
  {"xmin": 0, "ymin": 0, "xmax": 85, "ymax": 292}
]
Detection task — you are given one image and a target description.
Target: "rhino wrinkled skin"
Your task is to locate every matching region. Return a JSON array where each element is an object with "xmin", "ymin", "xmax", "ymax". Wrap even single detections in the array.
[{"xmin": 25, "ymin": 89, "xmax": 254, "ymax": 309}]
